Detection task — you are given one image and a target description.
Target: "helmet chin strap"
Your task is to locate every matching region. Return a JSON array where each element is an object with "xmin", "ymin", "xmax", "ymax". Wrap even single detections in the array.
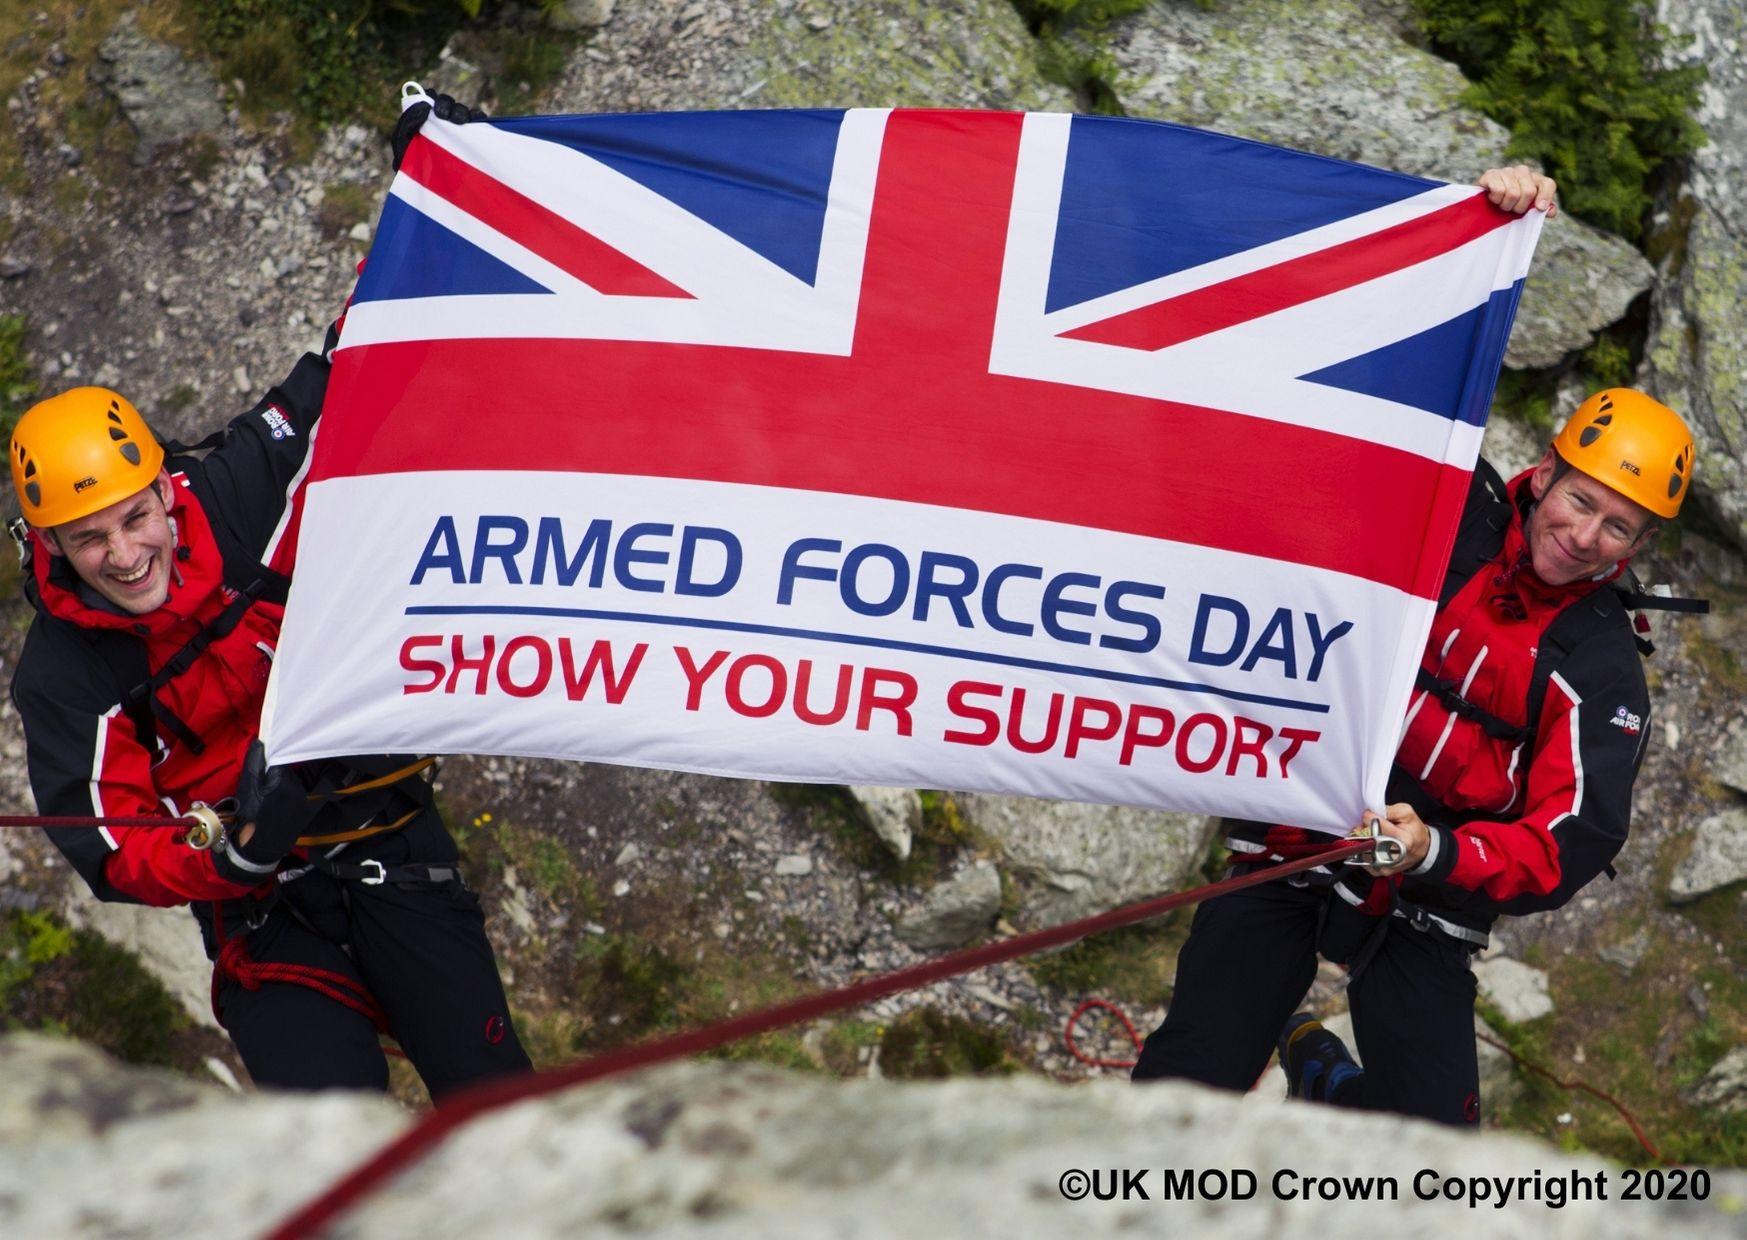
[{"xmin": 167, "ymin": 512, "xmax": 183, "ymax": 589}]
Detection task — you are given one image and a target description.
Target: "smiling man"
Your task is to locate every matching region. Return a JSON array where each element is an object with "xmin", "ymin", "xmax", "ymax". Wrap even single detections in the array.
[
  {"xmin": 1130, "ymin": 262, "xmax": 1699, "ymax": 1119},
  {"xmin": 8, "ymin": 346, "xmax": 530, "ymax": 1098}
]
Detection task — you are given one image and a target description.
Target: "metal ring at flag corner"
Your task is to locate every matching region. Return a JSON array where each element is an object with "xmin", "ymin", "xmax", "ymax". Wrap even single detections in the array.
[{"xmin": 399, "ymin": 81, "xmax": 432, "ymax": 112}]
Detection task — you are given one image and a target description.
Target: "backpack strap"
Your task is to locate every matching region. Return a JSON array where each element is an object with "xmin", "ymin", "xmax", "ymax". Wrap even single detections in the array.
[
  {"xmin": 1439, "ymin": 457, "xmax": 1512, "ymax": 606},
  {"xmin": 1522, "ymin": 585, "xmax": 1632, "ymax": 758}
]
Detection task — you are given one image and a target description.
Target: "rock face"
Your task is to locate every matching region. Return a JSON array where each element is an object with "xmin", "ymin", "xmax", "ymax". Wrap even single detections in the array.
[
  {"xmin": 956, "ymin": 795, "xmax": 1214, "ymax": 928},
  {"xmin": 1666, "ymin": 807, "xmax": 1747, "ymax": 902},
  {"xmin": 548, "ymin": 0, "xmax": 1072, "ymax": 113},
  {"xmin": 848, "ymin": 785, "xmax": 920, "ymax": 861},
  {"xmin": 1473, "ymin": 957, "xmax": 1554, "ymax": 1023},
  {"xmin": 97, "ymin": 13, "xmax": 226, "ymax": 163},
  {"xmin": 1707, "ymin": 701, "xmax": 1747, "ymax": 795},
  {"xmin": 2, "ymin": 1034, "xmax": 1742, "ymax": 1237},
  {"xmin": 1105, "ymin": 0, "xmax": 1653, "ymax": 371},
  {"xmin": 895, "ymin": 859, "xmax": 1001, "ymax": 950},
  {"xmin": 1685, "ymin": 1045, "xmax": 1747, "ymax": 1114},
  {"xmin": 1480, "ymin": 413, "xmax": 1547, "ymax": 481},
  {"xmin": 1642, "ymin": 0, "xmax": 1747, "ymax": 549}
]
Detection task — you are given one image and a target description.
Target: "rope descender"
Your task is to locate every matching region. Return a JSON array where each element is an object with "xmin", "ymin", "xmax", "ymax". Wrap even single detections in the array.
[{"xmin": 1344, "ymin": 816, "xmax": 1405, "ymax": 870}]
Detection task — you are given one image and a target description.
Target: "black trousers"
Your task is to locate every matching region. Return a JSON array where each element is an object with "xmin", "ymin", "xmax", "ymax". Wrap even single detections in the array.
[
  {"xmin": 1130, "ymin": 878, "xmax": 1482, "ymax": 1126},
  {"xmin": 199, "ymin": 807, "xmax": 531, "ymax": 1099}
]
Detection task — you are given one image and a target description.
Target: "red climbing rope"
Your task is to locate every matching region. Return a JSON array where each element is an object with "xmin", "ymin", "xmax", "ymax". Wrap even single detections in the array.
[
  {"xmin": 210, "ymin": 903, "xmax": 391, "ymax": 1037},
  {"xmin": 261, "ymin": 839, "xmax": 1373, "ymax": 1240},
  {"xmin": 0, "ymin": 813, "xmax": 199, "ymax": 829},
  {"xmin": 1063, "ymin": 998, "xmax": 1142, "ymax": 1070}
]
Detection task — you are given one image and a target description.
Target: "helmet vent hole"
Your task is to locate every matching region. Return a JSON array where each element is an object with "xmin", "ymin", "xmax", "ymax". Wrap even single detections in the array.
[
  {"xmin": 108, "ymin": 427, "xmax": 128, "ymax": 441},
  {"xmin": 1669, "ymin": 474, "xmax": 1684, "ymax": 500},
  {"xmin": 106, "ymin": 410, "xmax": 122, "ymax": 424},
  {"xmin": 1578, "ymin": 426, "xmax": 1603, "ymax": 447},
  {"xmin": 1594, "ymin": 413, "xmax": 1613, "ymax": 426},
  {"xmin": 118, "ymin": 442, "xmax": 141, "ymax": 467},
  {"xmin": 22, "ymin": 460, "xmax": 35, "ymax": 479},
  {"xmin": 24, "ymin": 482, "xmax": 40, "ymax": 507}
]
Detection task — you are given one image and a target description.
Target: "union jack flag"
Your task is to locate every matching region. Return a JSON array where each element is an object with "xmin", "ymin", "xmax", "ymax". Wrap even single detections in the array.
[{"xmin": 269, "ymin": 106, "xmax": 1541, "ymax": 829}]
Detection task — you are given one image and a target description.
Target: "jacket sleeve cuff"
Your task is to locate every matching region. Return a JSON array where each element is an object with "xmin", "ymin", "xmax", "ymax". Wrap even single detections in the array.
[
  {"xmin": 1411, "ymin": 825, "xmax": 1460, "ymax": 884},
  {"xmin": 211, "ymin": 837, "xmax": 278, "ymax": 888}
]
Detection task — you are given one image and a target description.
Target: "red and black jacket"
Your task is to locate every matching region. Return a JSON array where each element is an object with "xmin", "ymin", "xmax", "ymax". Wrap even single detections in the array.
[
  {"xmin": 1229, "ymin": 460, "xmax": 1652, "ymax": 936},
  {"xmin": 10, "ymin": 346, "xmax": 330, "ymax": 907}
]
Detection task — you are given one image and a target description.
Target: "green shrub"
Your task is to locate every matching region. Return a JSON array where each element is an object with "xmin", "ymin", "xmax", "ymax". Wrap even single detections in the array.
[{"xmin": 1411, "ymin": 0, "xmax": 1705, "ymax": 240}]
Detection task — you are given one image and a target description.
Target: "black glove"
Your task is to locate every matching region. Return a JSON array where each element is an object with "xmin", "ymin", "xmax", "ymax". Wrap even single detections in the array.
[
  {"xmin": 391, "ymin": 93, "xmax": 489, "ymax": 171},
  {"xmin": 212, "ymin": 742, "xmax": 311, "ymax": 887}
]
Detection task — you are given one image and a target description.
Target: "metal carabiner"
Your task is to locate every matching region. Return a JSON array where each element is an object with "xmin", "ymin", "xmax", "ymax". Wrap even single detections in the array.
[
  {"xmin": 1343, "ymin": 816, "xmax": 1406, "ymax": 869},
  {"xmin": 182, "ymin": 804, "xmax": 226, "ymax": 851}
]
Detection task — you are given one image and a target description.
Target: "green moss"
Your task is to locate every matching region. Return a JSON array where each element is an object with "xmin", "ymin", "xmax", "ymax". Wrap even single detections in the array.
[
  {"xmin": 1010, "ymin": 0, "xmax": 1150, "ymax": 115},
  {"xmin": 1023, "ymin": 915, "xmax": 1186, "ymax": 1005},
  {"xmin": 1492, "ymin": 368, "xmax": 1559, "ymax": 434},
  {"xmin": 819, "ymin": 1018, "xmax": 885, "ymax": 1074},
  {"xmin": 0, "ymin": 910, "xmax": 189, "ymax": 1069},
  {"xmin": 878, "ymin": 1006, "xmax": 1017, "ymax": 1079},
  {"xmin": 0, "ymin": 314, "xmax": 37, "ymax": 444},
  {"xmin": 0, "ymin": 911, "xmax": 75, "ymax": 1003},
  {"xmin": 1482, "ymin": 925, "xmax": 1747, "ymax": 1165},
  {"xmin": 162, "ymin": 383, "xmax": 199, "ymax": 414},
  {"xmin": 475, "ymin": 26, "xmax": 572, "ymax": 117},
  {"xmin": 319, "ymin": 182, "xmax": 377, "ymax": 237},
  {"xmin": 0, "ymin": 0, "xmax": 139, "ymax": 190}
]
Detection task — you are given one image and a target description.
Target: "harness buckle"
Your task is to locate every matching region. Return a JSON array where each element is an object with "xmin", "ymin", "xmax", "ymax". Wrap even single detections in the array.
[
  {"xmin": 358, "ymin": 860, "xmax": 387, "ymax": 887},
  {"xmin": 7, "ymin": 516, "xmax": 28, "ymax": 566}
]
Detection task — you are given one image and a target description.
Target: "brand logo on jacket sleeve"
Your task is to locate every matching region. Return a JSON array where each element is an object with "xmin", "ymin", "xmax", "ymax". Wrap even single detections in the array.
[
  {"xmin": 261, "ymin": 406, "xmax": 295, "ymax": 440},
  {"xmin": 1609, "ymin": 705, "xmax": 1642, "ymax": 736}
]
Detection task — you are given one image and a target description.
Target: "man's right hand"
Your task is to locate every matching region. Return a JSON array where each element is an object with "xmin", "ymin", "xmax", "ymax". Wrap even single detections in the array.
[
  {"xmin": 1478, "ymin": 165, "xmax": 1558, "ymax": 218},
  {"xmin": 391, "ymin": 93, "xmax": 489, "ymax": 170},
  {"xmin": 212, "ymin": 742, "xmax": 311, "ymax": 886}
]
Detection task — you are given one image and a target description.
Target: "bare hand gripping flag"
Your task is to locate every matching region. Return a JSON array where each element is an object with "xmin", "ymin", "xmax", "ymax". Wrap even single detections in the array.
[{"xmin": 260, "ymin": 105, "xmax": 1542, "ymax": 834}]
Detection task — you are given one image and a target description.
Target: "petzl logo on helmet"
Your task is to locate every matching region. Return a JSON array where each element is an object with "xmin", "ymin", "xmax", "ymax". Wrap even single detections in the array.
[
  {"xmin": 73, "ymin": 476, "xmax": 98, "ymax": 492},
  {"xmin": 1609, "ymin": 705, "xmax": 1642, "ymax": 736}
]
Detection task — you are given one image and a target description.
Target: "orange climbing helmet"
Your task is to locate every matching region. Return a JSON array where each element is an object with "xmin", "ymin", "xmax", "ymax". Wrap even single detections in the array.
[
  {"xmin": 1552, "ymin": 388, "xmax": 1695, "ymax": 520},
  {"xmin": 9, "ymin": 387, "xmax": 165, "ymax": 528}
]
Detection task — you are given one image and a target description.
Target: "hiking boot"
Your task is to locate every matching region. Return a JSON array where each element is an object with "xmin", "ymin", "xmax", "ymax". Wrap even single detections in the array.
[{"xmin": 1278, "ymin": 1012, "xmax": 1362, "ymax": 1103}]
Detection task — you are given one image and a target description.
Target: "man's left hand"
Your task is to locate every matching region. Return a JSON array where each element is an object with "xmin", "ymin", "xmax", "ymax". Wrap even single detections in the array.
[
  {"xmin": 391, "ymin": 93, "xmax": 489, "ymax": 171},
  {"xmin": 1478, "ymin": 164, "xmax": 1558, "ymax": 218},
  {"xmin": 1351, "ymin": 803, "xmax": 1430, "ymax": 876}
]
